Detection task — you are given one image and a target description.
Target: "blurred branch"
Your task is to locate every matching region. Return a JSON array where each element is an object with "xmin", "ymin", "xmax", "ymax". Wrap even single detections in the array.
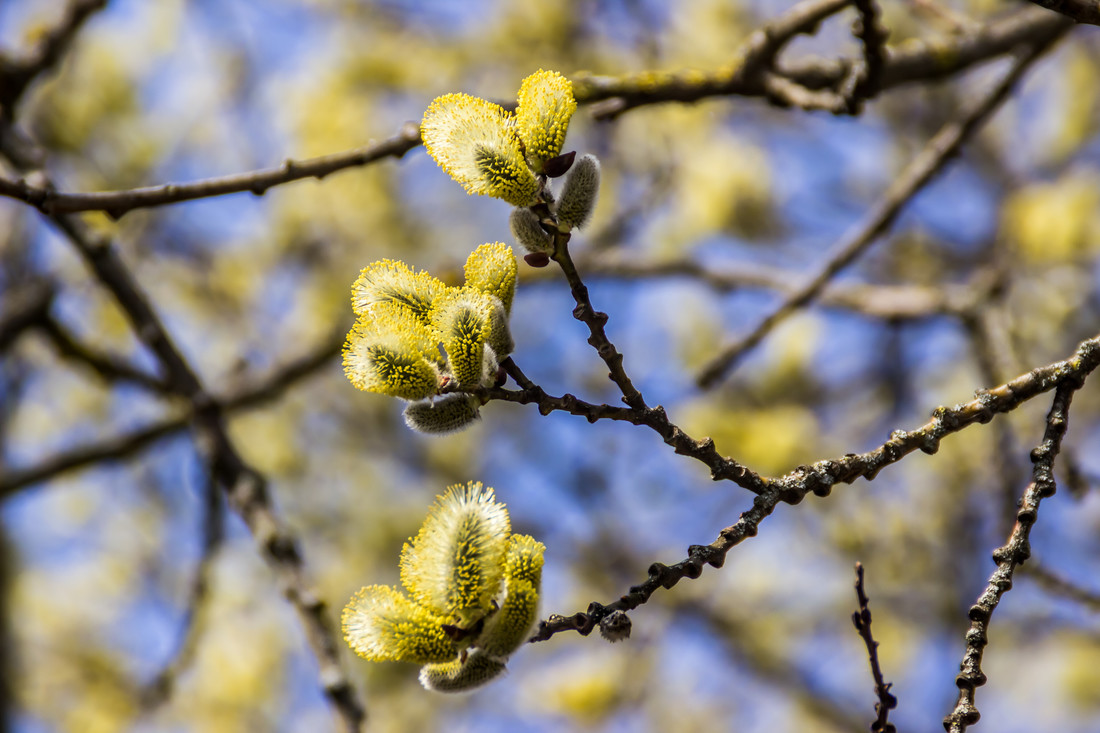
[
  {"xmin": 530, "ymin": 333, "xmax": 1100, "ymax": 641},
  {"xmin": 844, "ymin": 0, "xmax": 888, "ymax": 110},
  {"xmin": 944, "ymin": 379, "xmax": 1082, "ymax": 732},
  {"xmin": 852, "ymin": 563, "xmax": 897, "ymax": 733},
  {"xmin": 1021, "ymin": 561, "xmax": 1100, "ymax": 614},
  {"xmin": 1026, "ymin": 1, "xmax": 1100, "ymax": 24},
  {"xmin": 0, "ymin": 0, "xmax": 108, "ymax": 118},
  {"xmin": 0, "ymin": 327, "xmax": 344, "ymax": 499},
  {"xmin": 140, "ymin": 470, "xmax": 224, "ymax": 712},
  {"xmin": 0, "ymin": 279, "xmax": 164, "ymax": 390},
  {"xmin": 574, "ymin": 254, "xmax": 997, "ymax": 320},
  {"xmin": 39, "ymin": 312, "xmax": 168, "ymax": 391},
  {"xmin": 0, "ymin": 280, "xmax": 53, "ymax": 352},
  {"xmin": 695, "ymin": 35, "xmax": 1063, "ymax": 389},
  {"xmin": 0, "ymin": 121, "xmax": 365, "ymax": 731},
  {"xmin": 0, "ymin": 123, "xmax": 422, "ymax": 219},
  {"xmin": 0, "ymin": 6, "xmax": 1073, "ymax": 216}
]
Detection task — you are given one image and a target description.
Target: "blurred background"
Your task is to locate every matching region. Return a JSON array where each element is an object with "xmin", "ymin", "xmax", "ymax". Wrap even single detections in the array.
[{"xmin": 2, "ymin": 1, "xmax": 1100, "ymax": 731}]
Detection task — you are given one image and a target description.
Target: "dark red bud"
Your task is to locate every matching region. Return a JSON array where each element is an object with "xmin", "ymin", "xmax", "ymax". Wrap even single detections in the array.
[
  {"xmin": 542, "ymin": 150, "xmax": 576, "ymax": 178},
  {"xmin": 524, "ymin": 252, "xmax": 551, "ymax": 267}
]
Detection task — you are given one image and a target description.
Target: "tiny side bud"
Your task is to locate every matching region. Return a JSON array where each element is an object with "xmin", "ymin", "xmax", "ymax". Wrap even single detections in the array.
[{"xmin": 598, "ymin": 610, "xmax": 631, "ymax": 643}]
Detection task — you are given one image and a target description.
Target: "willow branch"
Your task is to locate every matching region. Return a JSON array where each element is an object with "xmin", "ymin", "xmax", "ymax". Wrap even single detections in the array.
[
  {"xmin": 0, "ymin": 124, "xmax": 422, "ymax": 219},
  {"xmin": 39, "ymin": 313, "xmax": 167, "ymax": 391},
  {"xmin": 530, "ymin": 333, "xmax": 1100, "ymax": 641},
  {"xmin": 695, "ymin": 36, "xmax": 1063, "ymax": 389},
  {"xmin": 492, "ymin": 358, "xmax": 769, "ymax": 495},
  {"xmin": 944, "ymin": 380, "xmax": 1081, "ymax": 732},
  {"xmin": 845, "ymin": 0, "xmax": 888, "ymax": 109},
  {"xmin": 0, "ymin": 281, "xmax": 54, "ymax": 352},
  {"xmin": 0, "ymin": 7, "xmax": 1073, "ymax": 216},
  {"xmin": 574, "ymin": 6, "xmax": 1069, "ymax": 117},
  {"xmin": 551, "ymin": 234, "xmax": 648, "ymax": 411}
]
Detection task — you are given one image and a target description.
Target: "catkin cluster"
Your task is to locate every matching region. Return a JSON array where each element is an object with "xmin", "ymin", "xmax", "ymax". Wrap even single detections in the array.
[
  {"xmin": 343, "ymin": 243, "xmax": 517, "ymax": 434},
  {"xmin": 343, "ymin": 482, "xmax": 545, "ymax": 692}
]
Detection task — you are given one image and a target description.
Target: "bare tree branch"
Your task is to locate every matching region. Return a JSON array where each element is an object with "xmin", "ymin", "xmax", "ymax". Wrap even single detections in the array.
[
  {"xmin": 575, "ymin": 6, "xmax": 1069, "ymax": 116},
  {"xmin": 0, "ymin": 6, "xmax": 1073, "ymax": 218},
  {"xmin": 39, "ymin": 312, "xmax": 167, "ymax": 391},
  {"xmin": 844, "ymin": 0, "xmax": 888, "ymax": 110},
  {"xmin": 0, "ymin": 280, "xmax": 54, "ymax": 352},
  {"xmin": 695, "ymin": 35, "xmax": 1064, "ymax": 389},
  {"xmin": 551, "ymin": 232, "xmax": 648, "ymax": 411},
  {"xmin": 0, "ymin": 124, "xmax": 422, "ymax": 219},
  {"xmin": 944, "ymin": 379, "xmax": 1082, "ymax": 732},
  {"xmin": 529, "ymin": 332, "xmax": 1100, "ymax": 641}
]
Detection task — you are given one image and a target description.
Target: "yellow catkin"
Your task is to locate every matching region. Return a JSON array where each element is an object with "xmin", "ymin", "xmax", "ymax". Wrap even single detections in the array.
[
  {"xmin": 422, "ymin": 93, "xmax": 538, "ymax": 206},
  {"xmin": 399, "ymin": 482, "xmax": 511, "ymax": 627},
  {"xmin": 342, "ymin": 585, "xmax": 456, "ymax": 664},
  {"xmin": 515, "ymin": 69, "xmax": 577, "ymax": 173},
  {"xmin": 464, "ymin": 242, "xmax": 518, "ymax": 315}
]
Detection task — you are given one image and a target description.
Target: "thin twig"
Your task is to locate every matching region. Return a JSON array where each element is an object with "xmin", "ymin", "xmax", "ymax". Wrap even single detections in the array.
[
  {"xmin": 495, "ymin": 357, "xmax": 768, "ymax": 494},
  {"xmin": 575, "ymin": 7, "xmax": 1069, "ymax": 116},
  {"xmin": 695, "ymin": 36, "xmax": 1065, "ymax": 389},
  {"xmin": 944, "ymin": 380, "xmax": 1082, "ymax": 732},
  {"xmin": 550, "ymin": 235, "xmax": 648, "ymax": 411},
  {"xmin": 852, "ymin": 562, "xmax": 897, "ymax": 733},
  {"xmin": 0, "ymin": 124, "xmax": 422, "ymax": 219},
  {"xmin": 530, "ymin": 333, "xmax": 1100, "ymax": 641}
]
